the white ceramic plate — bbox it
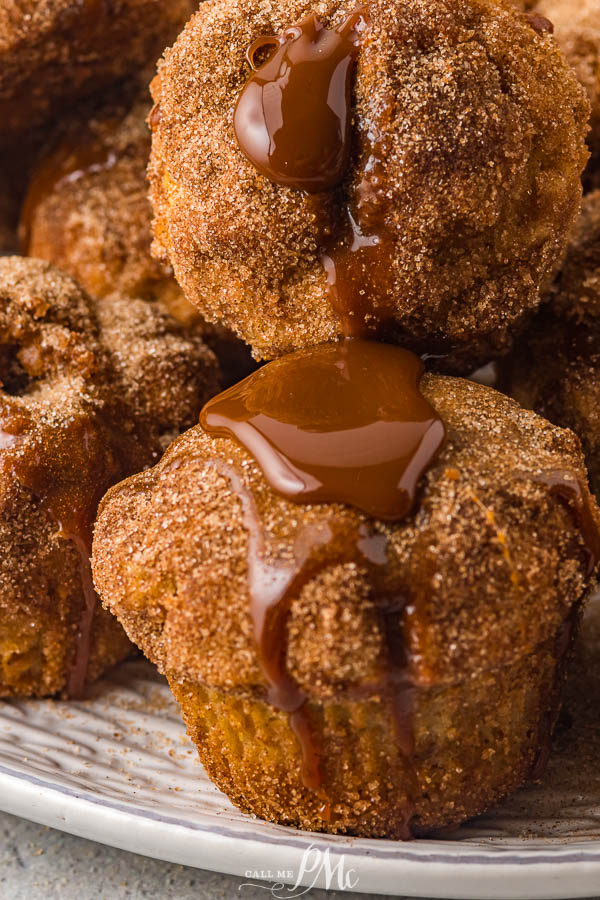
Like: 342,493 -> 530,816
1,597 -> 600,900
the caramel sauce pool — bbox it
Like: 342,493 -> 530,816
201,340 -> 446,521
233,8 -> 399,337
234,9 -> 366,193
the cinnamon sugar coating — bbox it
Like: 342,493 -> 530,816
0,257 -> 219,697
23,82 -> 179,308
516,0 -> 600,154
0,0 -> 194,143
93,377 -> 599,835
149,0 -> 589,370
22,80 -> 257,386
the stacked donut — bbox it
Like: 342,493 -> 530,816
2,0 -> 600,839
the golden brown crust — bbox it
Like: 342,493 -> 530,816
94,292 -> 220,442
93,377 -> 598,834
171,636 -> 571,836
0,0 -> 194,143
0,257 -> 220,697
149,0 -> 589,370
512,0 -> 600,153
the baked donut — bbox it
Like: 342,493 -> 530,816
21,79 -> 257,387
148,0 -> 589,370
502,185 -> 600,497
93,348 -> 600,837
504,315 -> 600,501
22,79 -> 185,310
549,190 -> 600,325
0,256 -> 219,698
0,0 -> 194,144
517,0 -> 600,155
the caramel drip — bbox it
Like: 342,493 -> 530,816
0,400 -> 131,696
206,458 -> 415,834
201,340 -> 445,522
149,104 -> 163,130
65,533 -> 99,698
321,147 -> 399,337
19,120 -> 120,252
535,471 -> 600,576
233,8 -> 408,336
234,9 -> 367,192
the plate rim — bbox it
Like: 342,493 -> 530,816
3,762 -> 600,899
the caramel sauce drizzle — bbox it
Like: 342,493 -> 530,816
234,8 -> 402,337
321,146 -> 398,338
205,458 -> 415,834
201,340 -> 446,522
234,10 -> 367,193
524,13 -> 554,35
0,399 -> 131,697
201,341 -> 444,830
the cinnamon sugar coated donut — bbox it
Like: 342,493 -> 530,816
503,191 -> 600,501
549,190 -> 600,325
0,257 -> 219,698
515,0 -> 600,155
21,77 -> 258,386
0,0 -> 195,143
93,376 -> 600,836
504,315 -> 600,502
0,0 -> 598,846
22,80 -> 179,307
149,0 -> 589,370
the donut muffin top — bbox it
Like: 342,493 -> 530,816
149,0 -> 589,370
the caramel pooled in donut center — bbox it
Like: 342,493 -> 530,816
200,340 -> 446,521
234,9 -> 367,193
